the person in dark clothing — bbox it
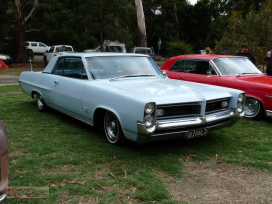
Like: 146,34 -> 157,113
236,44 -> 256,65
264,51 -> 272,75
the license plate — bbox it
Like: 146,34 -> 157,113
187,128 -> 208,139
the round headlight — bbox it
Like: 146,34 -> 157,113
144,115 -> 155,128
221,101 -> 229,108
145,103 -> 155,114
238,94 -> 244,102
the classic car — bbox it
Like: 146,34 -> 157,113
0,121 -> 8,203
161,54 -> 272,119
0,53 -> 13,65
19,53 -> 245,144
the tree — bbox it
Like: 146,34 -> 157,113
216,0 -> 272,66
14,0 -> 39,63
135,0 -> 147,47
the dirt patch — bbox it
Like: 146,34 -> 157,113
160,161 -> 272,204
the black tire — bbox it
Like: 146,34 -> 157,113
245,97 -> 263,118
36,93 -> 47,112
104,111 -> 126,145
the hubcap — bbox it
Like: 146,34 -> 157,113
245,98 -> 260,117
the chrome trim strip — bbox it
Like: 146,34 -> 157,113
157,111 -> 236,130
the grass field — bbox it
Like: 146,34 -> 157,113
1,67 -> 272,203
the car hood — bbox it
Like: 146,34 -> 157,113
234,74 -> 272,85
101,77 -> 232,104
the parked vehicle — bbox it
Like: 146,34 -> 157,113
131,47 -> 155,56
103,40 -> 126,53
19,53 -> 245,145
44,45 -> 74,65
0,121 -> 8,203
160,54 -> 272,118
25,41 -> 50,54
0,53 -> 12,64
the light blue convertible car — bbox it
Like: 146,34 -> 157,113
19,53 -> 245,144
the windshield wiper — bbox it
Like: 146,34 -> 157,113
110,74 -> 161,80
238,72 -> 260,75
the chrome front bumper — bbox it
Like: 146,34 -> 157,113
137,109 -> 242,143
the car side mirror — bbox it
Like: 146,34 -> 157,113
162,71 -> 168,77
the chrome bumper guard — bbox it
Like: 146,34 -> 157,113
266,110 -> 272,117
0,194 -> 7,203
137,109 -> 242,143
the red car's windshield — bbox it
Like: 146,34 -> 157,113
212,57 -> 262,76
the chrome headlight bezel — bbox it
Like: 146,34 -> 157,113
237,93 -> 245,114
144,102 -> 156,130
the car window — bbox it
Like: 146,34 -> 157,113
53,57 -> 87,79
169,60 -> 185,72
86,56 -> 161,79
39,43 -> 46,47
212,57 -> 262,75
48,47 -> 54,53
31,43 -> 37,46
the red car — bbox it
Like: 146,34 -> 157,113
161,54 -> 272,118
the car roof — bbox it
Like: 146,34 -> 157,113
55,52 -> 148,57
170,54 -> 242,60
52,45 -> 73,47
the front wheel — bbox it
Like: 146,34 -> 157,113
36,93 -> 47,112
104,111 -> 126,145
245,97 -> 263,118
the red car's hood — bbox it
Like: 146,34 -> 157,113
226,74 -> 272,85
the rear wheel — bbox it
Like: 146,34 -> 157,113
104,111 -> 126,145
245,97 -> 263,118
36,93 -> 47,112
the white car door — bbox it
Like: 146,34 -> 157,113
51,56 -> 88,118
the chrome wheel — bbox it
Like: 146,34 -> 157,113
36,93 -> 47,111
245,97 -> 261,118
104,111 -> 125,145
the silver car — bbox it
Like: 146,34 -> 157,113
19,53 -> 245,145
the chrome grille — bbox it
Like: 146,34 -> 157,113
156,103 -> 201,119
206,98 -> 229,114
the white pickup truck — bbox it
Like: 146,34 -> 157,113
131,47 -> 155,56
44,45 -> 74,65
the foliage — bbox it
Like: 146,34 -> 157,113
0,0 -> 268,61
216,0 -> 272,66
166,40 -> 193,57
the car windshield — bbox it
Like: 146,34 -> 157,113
86,56 -> 162,79
212,57 -> 262,76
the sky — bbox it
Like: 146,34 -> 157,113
188,0 -> 198,5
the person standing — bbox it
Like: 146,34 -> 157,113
236,44 -> 256,65
264,50 -> 272,75
205,47 -> 211,54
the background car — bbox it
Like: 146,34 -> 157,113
160,54 -> 272,119
25,41 -> 50,55
43,45 -> 74,65
0,53 -> 13,65
0,121 -> 8,203
20,53 -> 245,145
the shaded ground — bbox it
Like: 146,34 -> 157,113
159,161 -> 272,204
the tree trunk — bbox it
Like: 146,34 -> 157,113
15,0 -> 27,63
172,0 -> 180,41
135,0 -> 147,47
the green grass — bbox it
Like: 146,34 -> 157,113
1,85 -> 272,203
